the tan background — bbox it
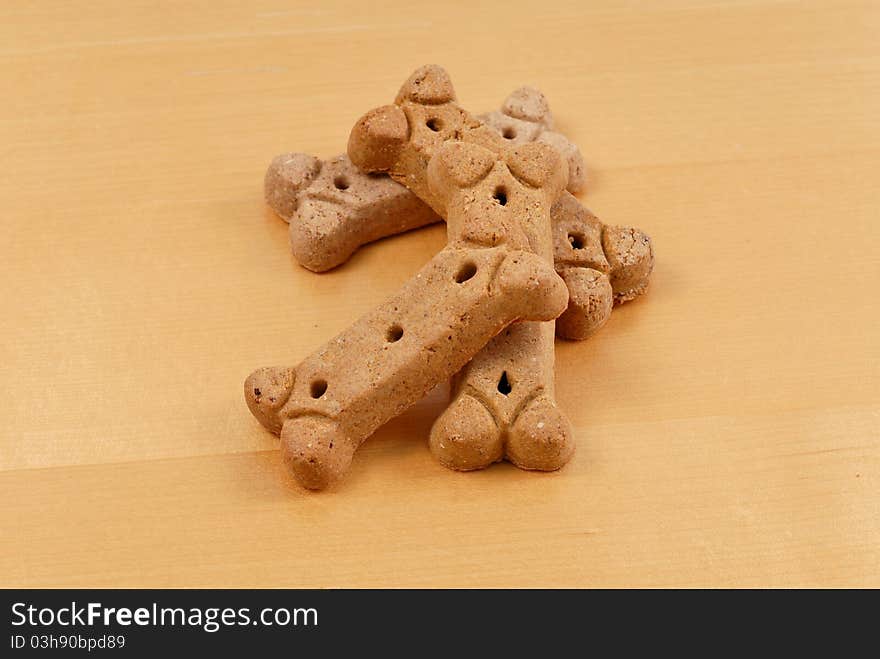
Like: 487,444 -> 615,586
1,0 -> 878,587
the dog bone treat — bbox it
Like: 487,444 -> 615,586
426,139 -> 575,470
479,86 -> 586,194
244,244 -> 568,490
264,153 -> 439,272
350,64 -> 576,471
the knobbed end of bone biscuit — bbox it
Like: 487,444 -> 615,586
602,226 -> 655,304
506,394 -> 575,471
395,64 -> 456,105
244,367 -> 296,434
501,86 -> 555,128
429,393 -> 504,471
536,131 -> 586,194
289,200 -> 361,273
348,105 -> 409,173
555,267 -> 614,341
496,252 -> 569,321
264,153 -> 322,221
506,141 -> 568,193
280,416 -> 356,490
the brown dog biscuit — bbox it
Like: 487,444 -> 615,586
349,65 -> 576,472
479,86 -> 587,194
245,244 -> 568,490
426,139 -> 574,471
264,153 -> 439,272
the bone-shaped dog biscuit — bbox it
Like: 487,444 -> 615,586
264,152 -> 439,272
244,242 -> 568,490
348,65 -> 576,471
427,140 -> 575,470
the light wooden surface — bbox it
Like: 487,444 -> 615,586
2,0 -> 878,588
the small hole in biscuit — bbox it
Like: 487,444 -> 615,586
253,388 -> 261,397
333,175 -> 349,190
502,127 -> 516,139
568,232 -> 585,249
493,186 -> 508,206
497,371 -> 512,395
455,261 -> 477,283
426,117 -> 443,132
386,324 -> 404,342
310,379 -> 328,398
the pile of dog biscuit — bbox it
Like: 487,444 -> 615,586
245,65 -> 654,490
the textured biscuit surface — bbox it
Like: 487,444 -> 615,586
265,153 -> 438,272
479,86 -> 586,194
552,192 -> 655,309
245,244 -> 568,489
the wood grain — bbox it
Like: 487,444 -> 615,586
1,0 -> 878,587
